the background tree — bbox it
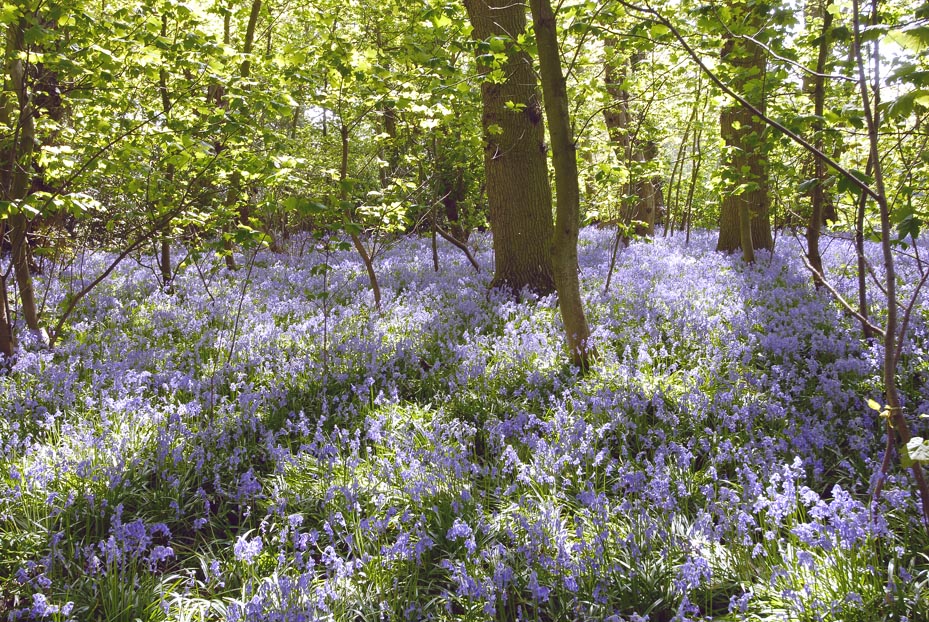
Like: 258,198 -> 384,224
602,42 -> 662,236
714,0 -> 774,261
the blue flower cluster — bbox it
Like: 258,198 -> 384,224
1,229 -> 928,620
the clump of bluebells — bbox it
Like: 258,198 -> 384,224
1,229 -> 928,621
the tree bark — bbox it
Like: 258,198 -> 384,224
216,0 -> 261,271
341,124 -> 381,310
529,0 -> 594,371
158,17 -> 174,289
0,272 -> 12,360
852,0 -> 929,529
464,0 -> 555,295
434,132 -> 469,241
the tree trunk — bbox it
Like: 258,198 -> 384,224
0,267 -> 13,360
341,124 -> 381,310
434,132 -> 469,241
529,0 -> 594,371
160,236 -> 172,287
855,163 -> 874,339
158,15 -> 174,289
716,4 -> 772,260
464,0 -> 555,295
602,45 -> 657,236
216,0 -> 261,271
804,0 -> 834,288
2,19 -> 41,336
852,0 -> 929,528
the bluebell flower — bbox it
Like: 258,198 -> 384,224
233,535 -> 263,564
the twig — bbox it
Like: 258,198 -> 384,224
801,255 -> 885,337
435,223 -> 481,273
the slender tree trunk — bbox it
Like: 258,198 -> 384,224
667,101 -> 696,236
464,0 -> 555,295
431,215 -> 439,272
158,22 -> 174,289
2,20 -> 41,336
0,272 -> 12,360
160,236 -> 172,286
855,161 -> 874,339
804,0 -> 834,288
530,0 -> 594,371
240,0 -> 261,79
0,219 -> 13,358
217,0 -> 261,271
852,0 -> 929,528
341,124 -> 381,310
684,106 -> 703,245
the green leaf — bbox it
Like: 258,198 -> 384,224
897,214 -> 922,241
797,178 -> 818,193
905,437 -> 929,464
887,25 -> 929,53
860,24 -> 890,43
0,3 -> 21,24
837,169 -> 872,197
650,23 -> 670,38
886,63 -> 929,86
488,36 -> 507,53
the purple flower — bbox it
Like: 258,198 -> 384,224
233,535 -> 263,564
527,570 -> 550,602
446,518 -> 472,541
149,545 -> 174,567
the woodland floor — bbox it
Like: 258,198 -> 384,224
2,227 -> 929,621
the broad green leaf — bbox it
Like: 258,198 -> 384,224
887,25 -> 929,53
650,23 -> 670,38
797,178 -> 818,193
0,2 -> 20,24
905,437 -> 929,464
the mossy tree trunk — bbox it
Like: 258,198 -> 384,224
529,0 -> 595,371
